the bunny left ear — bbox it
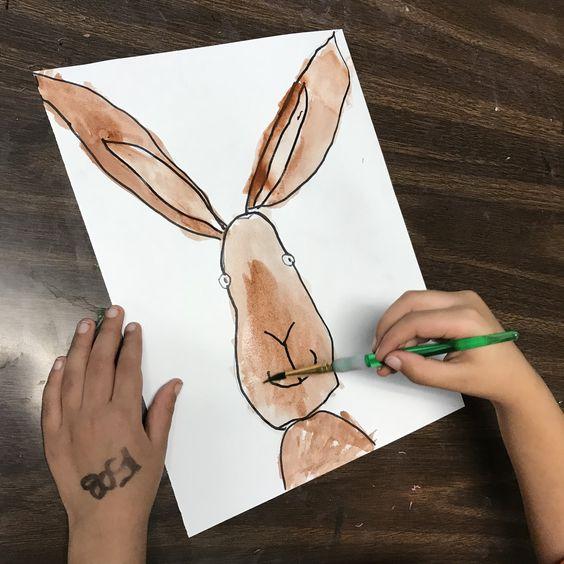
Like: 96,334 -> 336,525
35,73 -> 226,240
246,33 -> 350,210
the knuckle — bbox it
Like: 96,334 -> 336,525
118,345 -> 141,365
405,368 -> 425,384
394,311 -> 419,334
401,290 -> 419,301
75,412 -> 97,433
87,354 -> 114,372
456,371 -> 472,392
458,306 -> 482,323
43,439 -> 62,461
61,376 -> 75,395
112,408 -> 133,428
459,290 -> 482,305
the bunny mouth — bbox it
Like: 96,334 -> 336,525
264,322 -> 317,388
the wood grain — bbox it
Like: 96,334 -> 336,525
0,1 -> 562,562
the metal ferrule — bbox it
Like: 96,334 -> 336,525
283,362 -> 333,378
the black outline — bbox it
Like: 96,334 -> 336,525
264,321 -> 313,388
34,73 -> 226,238
264,321 -> 297,368
281,252 -> 295,266
220,211 -> 339,431
279,410 -> 375,490
246,32 -> 351,211
218,273 -> 231,289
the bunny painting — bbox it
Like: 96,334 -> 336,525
37,30 -> 465,534
36,33 -> 375,490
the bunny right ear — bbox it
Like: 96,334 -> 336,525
246,33 -> 350,210
35,73 -> 226,240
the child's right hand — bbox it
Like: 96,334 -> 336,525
373,290 -> 540,406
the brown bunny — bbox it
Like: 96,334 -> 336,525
37,33 -> 375,489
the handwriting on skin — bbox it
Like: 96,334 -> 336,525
80,447 -> 141,500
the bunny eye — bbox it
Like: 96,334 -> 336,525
282,253 -> 295,266
218,273 -> 231,289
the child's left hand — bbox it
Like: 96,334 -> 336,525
42,305 -> 182,564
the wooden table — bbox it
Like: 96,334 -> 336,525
1,1 -> 562,562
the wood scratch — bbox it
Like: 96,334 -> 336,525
333,505 -> 344,542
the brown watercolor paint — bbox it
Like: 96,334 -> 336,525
221,212 -> 338,429
280,411 -> 374,489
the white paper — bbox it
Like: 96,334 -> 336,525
39,30 -> 464,535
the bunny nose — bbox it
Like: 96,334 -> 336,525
263,321 -> 317,388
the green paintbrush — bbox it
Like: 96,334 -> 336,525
264,330 -> 519,383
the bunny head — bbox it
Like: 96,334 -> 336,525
36,33 -> 350,429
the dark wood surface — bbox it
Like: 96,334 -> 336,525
1,1 -> 562,562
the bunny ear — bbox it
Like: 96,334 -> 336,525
246,33 -> 350,210
35,73 -> 226,240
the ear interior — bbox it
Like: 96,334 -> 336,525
247,82 -> 308,209
105,141 -> 225,239
245,33 -> 350,210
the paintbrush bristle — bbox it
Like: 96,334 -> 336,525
264,372 -> 286,383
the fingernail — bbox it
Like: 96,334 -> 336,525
77,319 -> 91,334
106,305 -> 120,318
385,355 -> 402,371
125,322 -> 138,333
174,381 -> 183,397
53,357 -> 65,370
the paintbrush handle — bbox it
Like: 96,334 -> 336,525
362,330 -> 519,369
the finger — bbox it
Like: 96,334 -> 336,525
376,306 -> 487,363
377,365 -> 393,377
373,290 -> 476,351
42,357 -> 66,434
376,337 -> 427,377
83,305 -> 124,406
145,379 -> 183,450
113,322 -> 143,408
62,318 -> 96,410
384,350 -> 466,392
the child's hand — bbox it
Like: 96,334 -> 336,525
41,306 -> 182,564
373,290 -> 538,406
374,291 -> 564,561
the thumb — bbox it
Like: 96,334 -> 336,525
145,378 -> 183,449
385,351 -> 463,392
